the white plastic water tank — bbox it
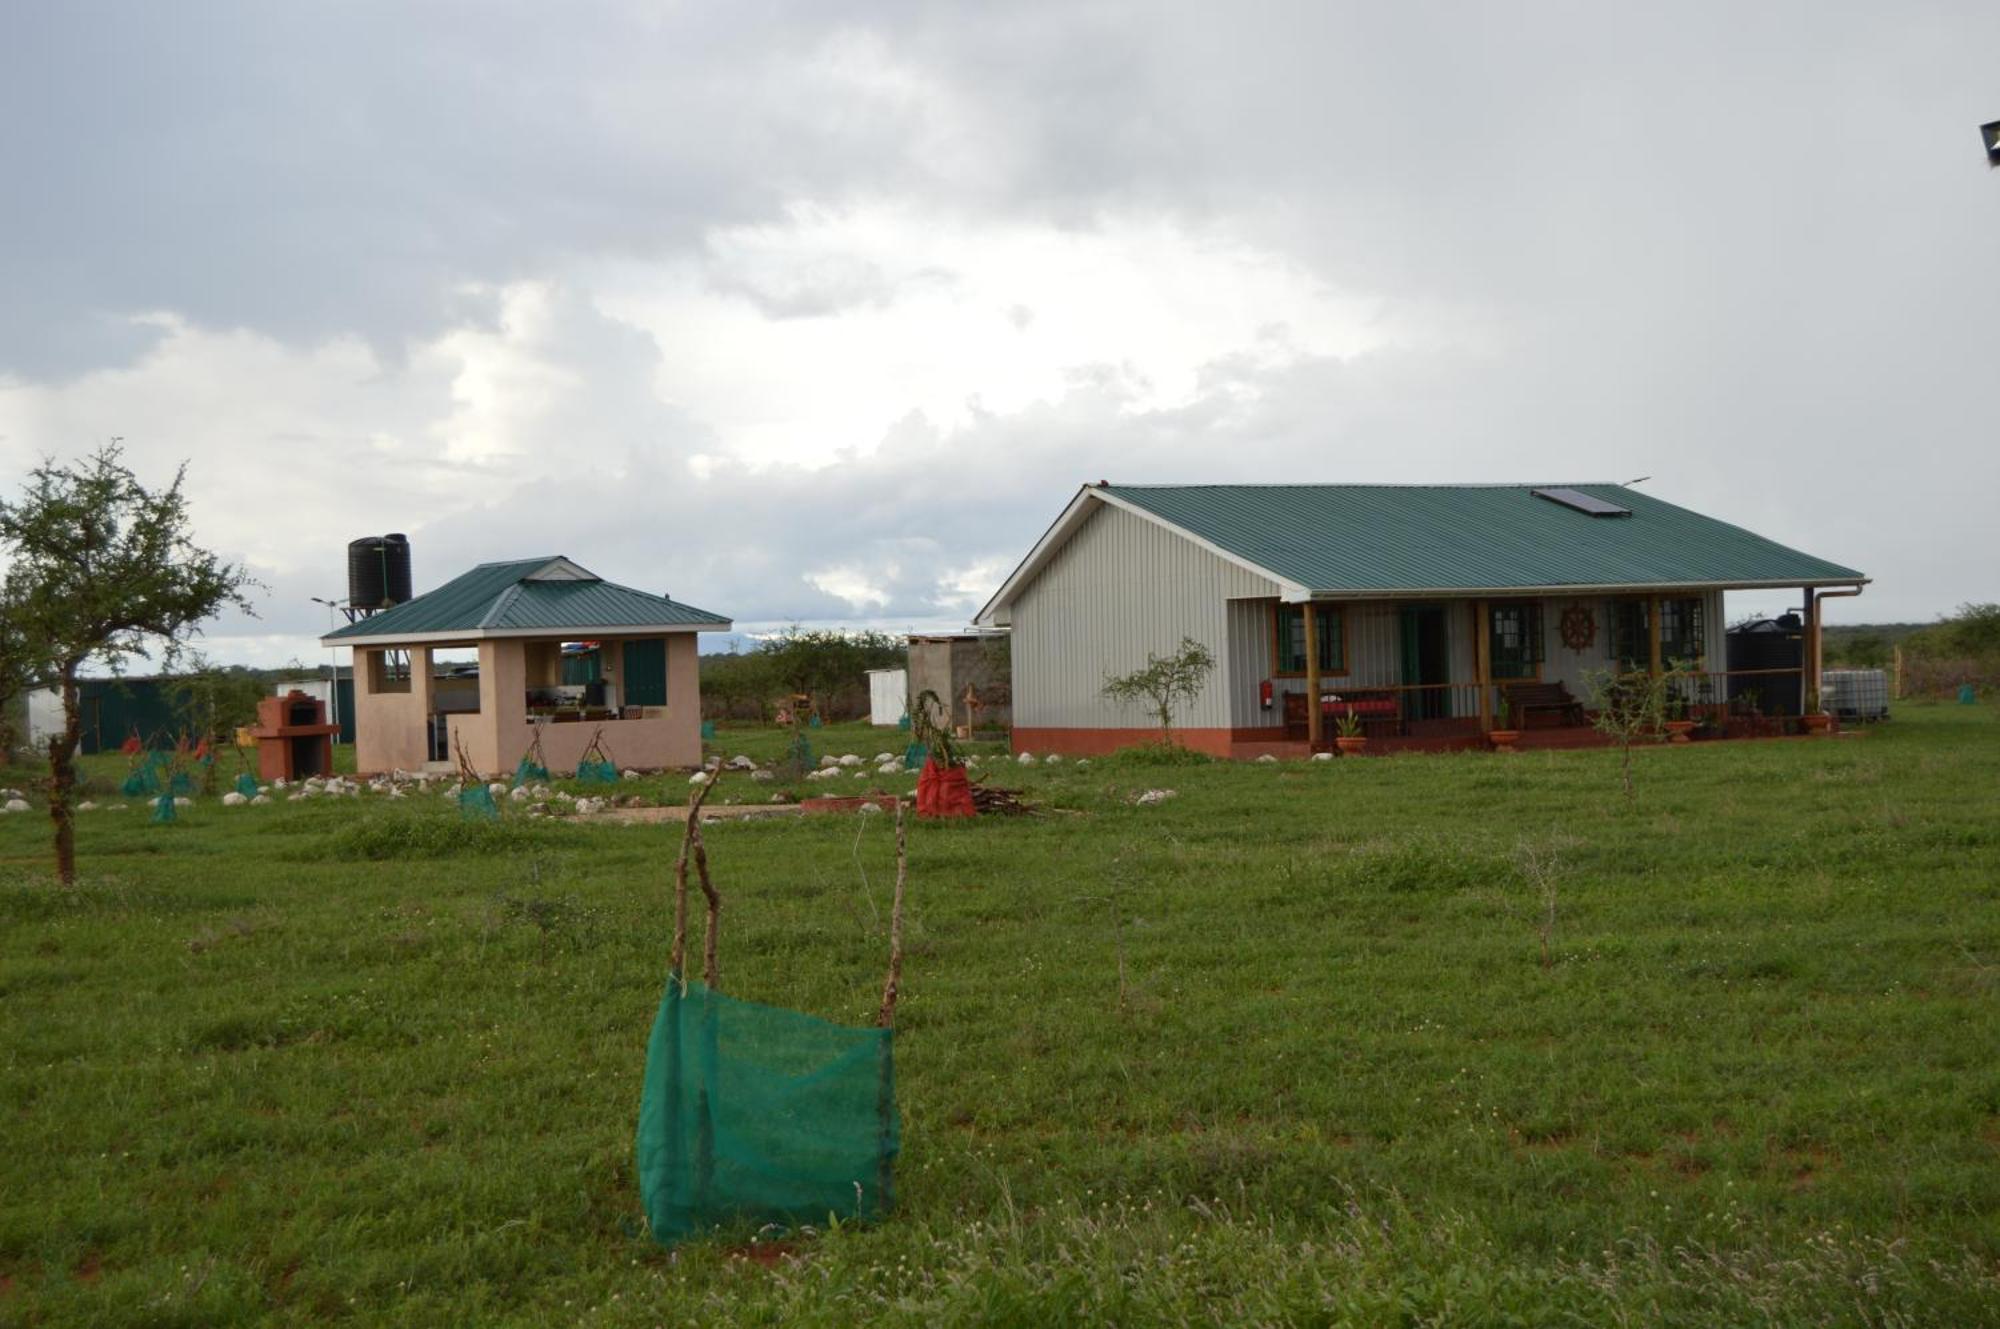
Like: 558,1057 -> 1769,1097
1822,669 -> 1889,720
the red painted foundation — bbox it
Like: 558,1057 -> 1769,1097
1013,724 -> 1844,761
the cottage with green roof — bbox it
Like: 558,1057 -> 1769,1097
974,483 -> 1867,758
321,556 -> 730,776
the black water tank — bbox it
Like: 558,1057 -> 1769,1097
347,537 -> 388,609
1725,617 -> 1804,716
382,534 -> 413,606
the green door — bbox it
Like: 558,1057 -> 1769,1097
1399,605 -> 1450,720
622,639 -> 668,707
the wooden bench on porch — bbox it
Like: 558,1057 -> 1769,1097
1500,680 -> 1587,728
1284,688 -> 1402,739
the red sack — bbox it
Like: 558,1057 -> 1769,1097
120,733 -> 143,757
915,759 -> 976,819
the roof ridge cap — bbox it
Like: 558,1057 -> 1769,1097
477,584 -> 522,629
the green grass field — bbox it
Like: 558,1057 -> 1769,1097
3,706 -> 1998,1325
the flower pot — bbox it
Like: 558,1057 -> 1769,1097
1801,713 -> 1832,735
1486,728 -> 1521,753
1663,719 -> 1696,745
1334,735 -> 1368,755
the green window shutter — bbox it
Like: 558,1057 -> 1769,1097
622,639 -> 668,707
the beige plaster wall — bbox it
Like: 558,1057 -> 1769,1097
458,634 -> 704,776
353,647 -> 435,774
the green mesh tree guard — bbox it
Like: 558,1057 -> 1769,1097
903,743 -> 928,770
636,979 -> 898,1244
513,755 -> 550,786
458,785 -> 499,820
234,772 -> 260,798
168,770 -> 195,796
123,752 -> 166,798
151,792 -> 177,823
575,759 -> 618,784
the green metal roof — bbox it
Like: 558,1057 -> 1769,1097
1101,483 -> 1866,594
322,557 -> 730,643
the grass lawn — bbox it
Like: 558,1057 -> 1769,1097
2,706 -> 1998,1325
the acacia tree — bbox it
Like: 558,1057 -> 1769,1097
1100,636 -> 1216,745
1584,665 -> 1672,804
0,447 -> 255,883
0,602 -> 36,762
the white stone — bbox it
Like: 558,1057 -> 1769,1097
819,755 -> 840,768
1017,752 -> 1035,765
750,770 -> 775,782
1135,788 -> 1178,806
874,752 -> 896,763
221,792 -> 246,807
78,800 -> 99,812
1045,753 -> 1062,764
1256,754 -> 1278,764
173,797 -> 193,809
1312,751 -> 1335,762
859,802 -> 884,815
508,787 -> 530,802
251,794 -> 270,805
689,771 -> 711,784
272,779 -> 288,790
487,781 -> 507,797
728,754 -> 758,770
838,753 -> 863,767
3,798 -> 29,813
622,769 -> 641,781
1076,759 -> 1091,768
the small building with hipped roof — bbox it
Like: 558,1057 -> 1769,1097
322,556 -> 730,776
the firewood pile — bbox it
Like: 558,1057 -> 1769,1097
968,781 -> 1033,816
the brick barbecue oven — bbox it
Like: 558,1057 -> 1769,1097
249,690 -> 341,781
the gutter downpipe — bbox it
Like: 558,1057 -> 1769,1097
1809,585 -> 1867,714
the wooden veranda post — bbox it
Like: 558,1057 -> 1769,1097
1304,602 -> 1322,750
1647,595 -> 1663,677
1474,599 -> 1492,731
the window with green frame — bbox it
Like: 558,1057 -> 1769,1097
1659,596 -> 1705,665
1608,599 -> 1650,671
621,638 -> 668,707
1489,602 -> 1544,679
1273,603 -> 1344,675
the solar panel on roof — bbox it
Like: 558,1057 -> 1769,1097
1532,487 -> 1631,517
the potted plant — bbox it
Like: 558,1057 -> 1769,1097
1333,708 -> 1368,755
1801,688 -> 1832,735
1487,693 -> 1521,753
1661,686 -> 1695,744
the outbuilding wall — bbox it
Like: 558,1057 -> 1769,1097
1009,502 -> 1281,747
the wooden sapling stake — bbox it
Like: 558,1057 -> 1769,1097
877,799 -> 908,1028
670,762 -> 721,982
874,798 -> 909,1212
693,814 -> 721,989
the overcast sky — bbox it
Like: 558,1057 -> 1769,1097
3,1 -> 1995,667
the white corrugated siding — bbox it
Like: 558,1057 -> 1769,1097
1012,503 -> 1280,729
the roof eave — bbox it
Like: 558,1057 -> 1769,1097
1302,575 -> 1869,599
320,620 -> 733,647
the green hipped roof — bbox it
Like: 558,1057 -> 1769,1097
1099,483 -> 1866,595
321,557 -> 730,643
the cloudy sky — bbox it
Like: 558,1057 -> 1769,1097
3,1 -> 1995,667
